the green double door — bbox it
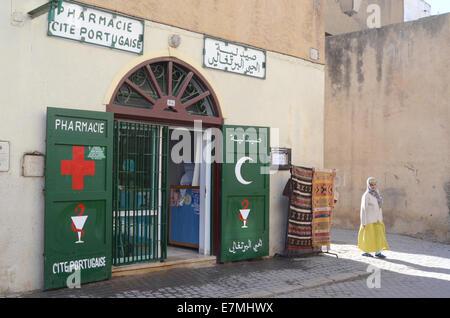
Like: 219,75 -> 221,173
44,108 -> 269,289
219,125 -> 270,262
110,122 -> 271,264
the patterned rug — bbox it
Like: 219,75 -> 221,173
285,166 -> 313,255
311,168 -> 335,247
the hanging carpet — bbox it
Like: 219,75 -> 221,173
311,168 -> 335,247
285,165 -> 313,255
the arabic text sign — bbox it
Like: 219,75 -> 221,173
203,37 -> 266,79
48,1 -> 144,54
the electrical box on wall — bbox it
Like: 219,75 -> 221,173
0,141 -> 10,172
23,152 -> 45,177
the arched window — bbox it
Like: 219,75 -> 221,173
107,57 -> 223,126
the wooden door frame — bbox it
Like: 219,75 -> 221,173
107,56 -> 224,260
110,114 -> 222,259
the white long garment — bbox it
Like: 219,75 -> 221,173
360,191 -> 383,226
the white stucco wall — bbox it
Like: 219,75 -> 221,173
0,1 -> 324,294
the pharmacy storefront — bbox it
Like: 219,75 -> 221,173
0,0 -> 324,293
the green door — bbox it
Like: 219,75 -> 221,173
220,125 -> 270,262
44,107 -> 113,290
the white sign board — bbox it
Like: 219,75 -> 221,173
203,36 -> 266,79
0,141 -> 10,172
271,153 -> 288,166
48,1 -> 144,55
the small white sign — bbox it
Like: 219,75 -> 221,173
203,36 -> 266,79
310,48 -> 320,60
271,153 -> 288,166
167,99 -> 176,107
48,1 -> 144,54
0,141 -> 10,172
87,146 -> 106,160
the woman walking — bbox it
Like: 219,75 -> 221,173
358,177 -> 388,258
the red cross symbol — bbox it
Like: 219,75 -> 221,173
61,146 -> 95,190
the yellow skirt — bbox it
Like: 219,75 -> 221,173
358,222 -> 389,253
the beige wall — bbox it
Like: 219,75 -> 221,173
325,0 -> 404,35
325,14 -> 450,243
77,0 -> 325,64
0,0 -> 324,294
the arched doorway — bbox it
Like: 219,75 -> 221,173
107,57 -> 223,127
107,57 -> 223,266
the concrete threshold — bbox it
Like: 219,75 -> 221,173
112,255 -> 217,277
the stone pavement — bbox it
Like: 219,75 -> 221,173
10,229 -> 450,298
277,229 -> 450,298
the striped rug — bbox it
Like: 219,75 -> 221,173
311,168 -> 336,247
285,166 -> 313,255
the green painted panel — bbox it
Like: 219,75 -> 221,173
44,107 -> 113,290
220,125 -> 270,262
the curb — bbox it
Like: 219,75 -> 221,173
234,270 -> 371,298
111,256 -> 216,277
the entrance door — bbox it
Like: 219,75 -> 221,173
167,127 -> 213,255
44,107 -> 113,290
220,125 -> 270,262
107,57 -> 225,261
112,120 -> 169,265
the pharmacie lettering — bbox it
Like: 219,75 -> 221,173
54,118 -> 105,134
52,256 -> 107,274
58,4 -> 134,33
49,2 -> 143,52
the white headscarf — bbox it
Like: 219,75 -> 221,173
367,177 -> 383,208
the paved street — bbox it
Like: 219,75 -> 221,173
9,229 -> 450,299
277,229 -> 450,298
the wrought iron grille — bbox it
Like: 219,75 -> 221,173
112,120 -> 169,266
113,60 -> 218,117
